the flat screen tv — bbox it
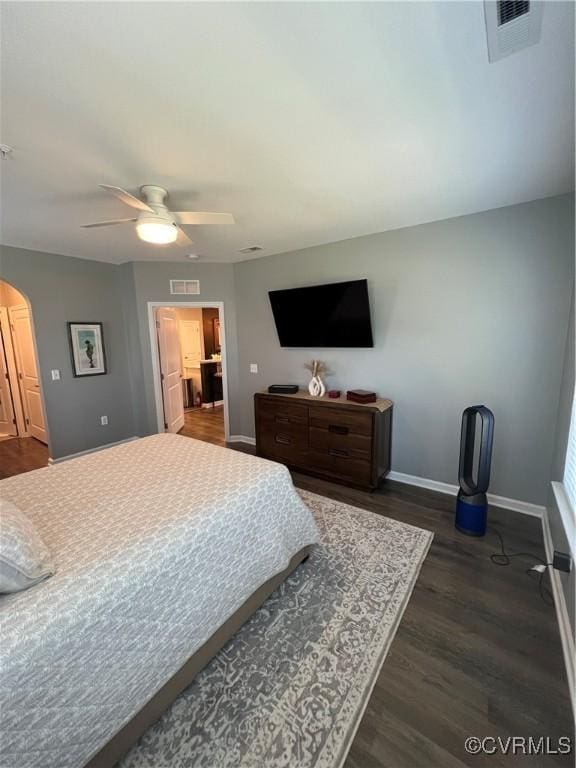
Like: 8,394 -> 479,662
268,279 -> 373,348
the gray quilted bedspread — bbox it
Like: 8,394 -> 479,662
0,434 -> 319,768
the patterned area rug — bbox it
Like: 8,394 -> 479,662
119,490 -> 433,768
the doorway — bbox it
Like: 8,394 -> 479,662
0,280 -> 48,451
149,302 -> 228,447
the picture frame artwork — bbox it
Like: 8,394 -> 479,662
68,322 -> 107,376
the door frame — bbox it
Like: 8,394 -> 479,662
0,281 -> 51,454
8,304 -> 49,444
147,301 -> 231,441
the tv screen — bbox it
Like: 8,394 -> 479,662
268,279 -> 373,348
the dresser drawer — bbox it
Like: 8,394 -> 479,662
260,421 -> 308,446
258,398 -> 308,426
309,449 -> 372,486
309,406 -> 372,437
259,427 -> 308,465
309,427 -> 371,461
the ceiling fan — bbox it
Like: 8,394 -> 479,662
81,185 -> 234,246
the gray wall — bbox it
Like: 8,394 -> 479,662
548,289 -> 575,637
0,245 -> 136,459
1,195 -> 572,508
124,261 -> 240,437
234,194 -> 574,506
0,248 -> 241,457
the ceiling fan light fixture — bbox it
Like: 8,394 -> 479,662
136,220 -> 178,245
82,184 -> 235,247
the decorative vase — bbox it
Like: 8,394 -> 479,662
308,375 -> 326,397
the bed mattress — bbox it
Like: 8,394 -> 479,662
0,434 -> 319,768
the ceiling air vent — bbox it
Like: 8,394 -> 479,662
170,279 -> 200,295
238,245 -> 263,254
484,0 -> 542,62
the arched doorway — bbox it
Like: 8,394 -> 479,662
0,280 -> 49,461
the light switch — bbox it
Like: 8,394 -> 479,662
100,416 -> 108,426
51,369 -> 60,381
250,363 -> 258,374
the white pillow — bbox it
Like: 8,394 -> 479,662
0,499 -> 55,593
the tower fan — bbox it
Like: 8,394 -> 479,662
455,405 -> 495,537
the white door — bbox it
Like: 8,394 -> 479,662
9,306 -> 47,443
156,308 -> 184,433
0,328 -> 16,436
180,319 -> 203,369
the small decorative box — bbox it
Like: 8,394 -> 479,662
346,389 -> 377,404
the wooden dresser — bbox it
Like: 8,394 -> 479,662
255,391 -> 392,490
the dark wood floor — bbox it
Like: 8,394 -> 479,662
291,473 -> 574,768
178,406 -> 225,446
0,436 -> 49,479
1,435 -> 572,765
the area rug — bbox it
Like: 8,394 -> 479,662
118,490 -> 433,768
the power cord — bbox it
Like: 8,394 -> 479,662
489,527 -> 554,606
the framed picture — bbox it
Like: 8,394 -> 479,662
67,322 -> 107,377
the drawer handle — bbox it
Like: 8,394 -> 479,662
275,416 -> 290,424
275,434 -> 292,445
328,424 -> 349,435
329,448 -> 349,458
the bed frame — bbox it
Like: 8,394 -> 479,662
85,546 -> 313,768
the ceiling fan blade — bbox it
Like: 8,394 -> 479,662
176,227 -> 193,246
98,184 -> 153,212
175,212 -> 235,226
81,218 -> 137,228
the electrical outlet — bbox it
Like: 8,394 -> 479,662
51,369 -> 60,381
100,416 -> 108,426
250,363 -> 258,374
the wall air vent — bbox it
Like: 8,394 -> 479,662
170,279 -> 200,295
498,1 -> 530,25
238,245 -> 263,254
484,0 -> 542,62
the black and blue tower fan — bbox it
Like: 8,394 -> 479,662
455,405 -> 494,537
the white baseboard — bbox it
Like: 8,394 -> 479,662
387,471 -> 457,497
387,470 -> 546,518
202,400 -> 224,409
541,509 -> 575,714
227,434 -> 256,446
48,437 -> 140,464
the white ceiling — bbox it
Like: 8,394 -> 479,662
1,1 -> 574,265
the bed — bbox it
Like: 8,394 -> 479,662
0,434 -> 319,768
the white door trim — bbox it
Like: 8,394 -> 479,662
147,301 -> 231,442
